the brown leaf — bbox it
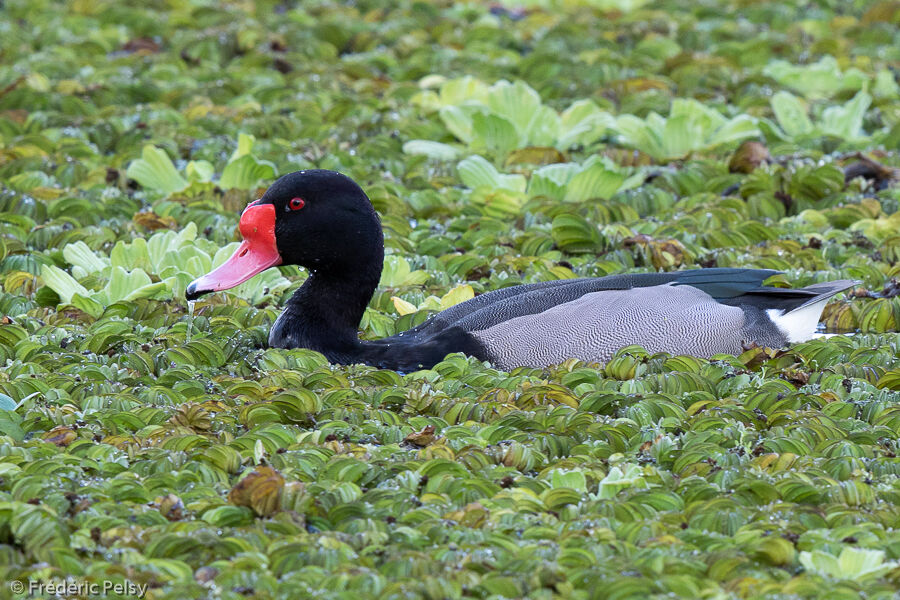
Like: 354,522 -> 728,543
602,148 -> 654,168
122,38 -> 161,54
505,147 -> 567,167
729,141 -> 771,174
403,425 -> 436,447
69,498 -> 92,516
228,466 -> 285,517
273,58 -> 293,74
42,426 -> 77,447
622,234 -> 653,247
445,502 -> 489,527
862,1 -> 900,24
623,235 -> 685,270
194,566 -> 218,584
0,76 -> 25,101
611,77 -> 671,95
154,494 -> 185,521
133,211 -> 177,231
0,109 -> 28,124
781,368 -> 809,387
843,154 -> 899,191
639,434 -> 664,453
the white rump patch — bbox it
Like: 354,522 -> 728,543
766,297 -> 831,343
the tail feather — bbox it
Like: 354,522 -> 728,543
719,279 -> 858,312
790,280 -> 859,309
765,279 -> 858,343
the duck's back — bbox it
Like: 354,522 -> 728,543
368,268 -> 855,371
387,268 -> 780,344
470,285 -> 757,369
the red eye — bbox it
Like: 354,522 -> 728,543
288,197 -> 305,211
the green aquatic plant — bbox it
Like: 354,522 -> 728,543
40,223 -> 291,315
407,77 -> 614,158
1,0 -> 900,597
610,98 -> 759,162
126,134 -> 276,196
763,90 -> 873,148
799,547 -> 899,581
458,154 -> 644,201
763,56 -> 870,99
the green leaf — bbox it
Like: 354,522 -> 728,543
551,213 -> 604,253
800,547 -> 898,581
820,91 -> 871,140
186,160 -> 215,183
110,238 -> 153,272
391,296 -> 418,316
125,145 -> 189,196
439,106 -> 475,144
597,464 -> 646,499
219,154 -> 276,190
558,100 -> 614,149
612,101 -> 758,161
548,469 -> 587,492
564,165 -> 626,202
438,75 -> 489,106
379,256 -> 430,288
402,140 -> 460,161
0,410 -> 24,440
457,155 -> 526,193
439,284 -> 474,310
471,112 -> 520,157
0,394 -> 16,411
771,92 -> 814,138
763,56 -> 869,99
93,267 -> 171,305
40,265 -> 90,304
874,69 -> 900,98
70,293 -> 104,318
62,241 -> 108,275
230,132 -> 256,161
614,114 -> 664,160
486,80 -> 543,140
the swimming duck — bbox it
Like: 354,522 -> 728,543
186,170 -> 857,371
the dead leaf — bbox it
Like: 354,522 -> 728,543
403,425 -> 436,447
42,426 -> 77,447
154,494 -> 185,521
133,211 -> 177,231
445,502 -> 489,527
505,147 -> 567,167
781,368 -> 809,387
0,109 -> 28,124
122,38 -> 161,54
228,466 -> 284,517
843,154 -> 899,191
623,235 -> 685,270
729,141 -> 771,174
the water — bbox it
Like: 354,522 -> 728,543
186,300 -> 195,344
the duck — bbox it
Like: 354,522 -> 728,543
186,169 -> 857,372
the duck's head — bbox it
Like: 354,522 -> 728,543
186,169 -> 383,300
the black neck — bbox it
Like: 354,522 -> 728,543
270,265 -> 381,358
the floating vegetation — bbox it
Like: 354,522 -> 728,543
1,0 -> 900,598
